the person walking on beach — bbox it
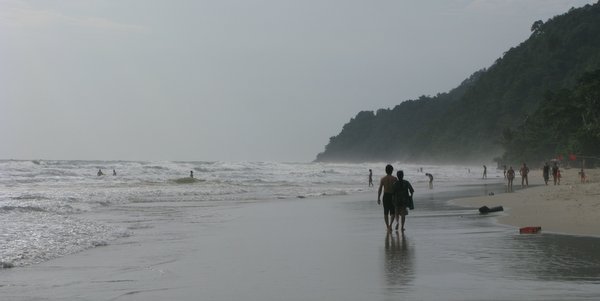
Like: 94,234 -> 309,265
552,162 -> 559,185
425,173 -> 433,189
520,163 -> 529,188
579,168 -> 587,183
482,165 -> 487,179
542,162 -> 550,185
506,166 -> 515,192
368,169 -> 373,187
393,170 -> 414,232
503,165 -> 507,179
557,168 -> 562,185
377,164 -> 397,232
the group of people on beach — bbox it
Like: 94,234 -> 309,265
502,160 -> 587,192
376,165 -> 414,232
503,163 -> 532,191
501,163 -> 530,192
541,162 -> 563,186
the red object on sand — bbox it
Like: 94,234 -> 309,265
519,226 -> 542,234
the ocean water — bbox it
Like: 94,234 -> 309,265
0,160 -> 496,268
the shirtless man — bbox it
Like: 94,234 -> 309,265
377,164 -> 397,232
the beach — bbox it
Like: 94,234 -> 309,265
2,161 -> 600,300
3,180 -> 600,300
453,168 -> 600,237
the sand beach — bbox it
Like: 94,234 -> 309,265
3,180 -> 600,300
453,168 -> 600,237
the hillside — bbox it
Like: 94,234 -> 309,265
316,2 -> 600,163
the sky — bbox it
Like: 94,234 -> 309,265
0,0 -> 596,162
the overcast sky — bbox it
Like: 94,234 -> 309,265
0,0 -> 595,162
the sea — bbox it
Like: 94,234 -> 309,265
0,159 -> 490,268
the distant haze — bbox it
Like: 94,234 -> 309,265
1,0 -> 595,162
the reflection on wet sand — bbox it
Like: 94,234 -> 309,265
506,234 -> 600,281
384,231 -> 414,290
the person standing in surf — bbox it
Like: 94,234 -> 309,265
368,169 -> 374,187
377,164 -> 397,232
393,170 -> 414,232
425,173 -> 433,189
482,165 -> 487,179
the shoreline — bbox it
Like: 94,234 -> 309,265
451,167 -> 600,238
3,180 -> 600,300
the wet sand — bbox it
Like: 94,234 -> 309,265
453,168 -> 600,237
2,184 -> 600,300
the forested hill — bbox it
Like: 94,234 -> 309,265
315,2 -> 600,163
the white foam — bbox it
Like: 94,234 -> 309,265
0,160 -> 501,266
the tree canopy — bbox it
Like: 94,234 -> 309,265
316,3 -> 600,164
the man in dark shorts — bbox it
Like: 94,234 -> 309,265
377,164 -> 397,231
393,170 -> 414,232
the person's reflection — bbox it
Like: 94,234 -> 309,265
383,231 -> 414,289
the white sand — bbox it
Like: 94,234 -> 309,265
453,168 -> 600,237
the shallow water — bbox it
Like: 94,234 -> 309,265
1,180 -> 599,300
0,159 -> 497,267
135,183 -> 600,301
3,160 -> 599,300
367,185 -> 600,300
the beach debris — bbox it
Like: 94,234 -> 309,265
478,205 -> 504,214
519,226 -> 542,234
488,192 -> 495,196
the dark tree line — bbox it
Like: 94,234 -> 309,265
316,2 -> 600,163
501,70 -> 600,166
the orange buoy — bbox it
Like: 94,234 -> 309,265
519,226 -> 542,234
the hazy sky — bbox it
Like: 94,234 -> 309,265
1,0 -> 595,162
